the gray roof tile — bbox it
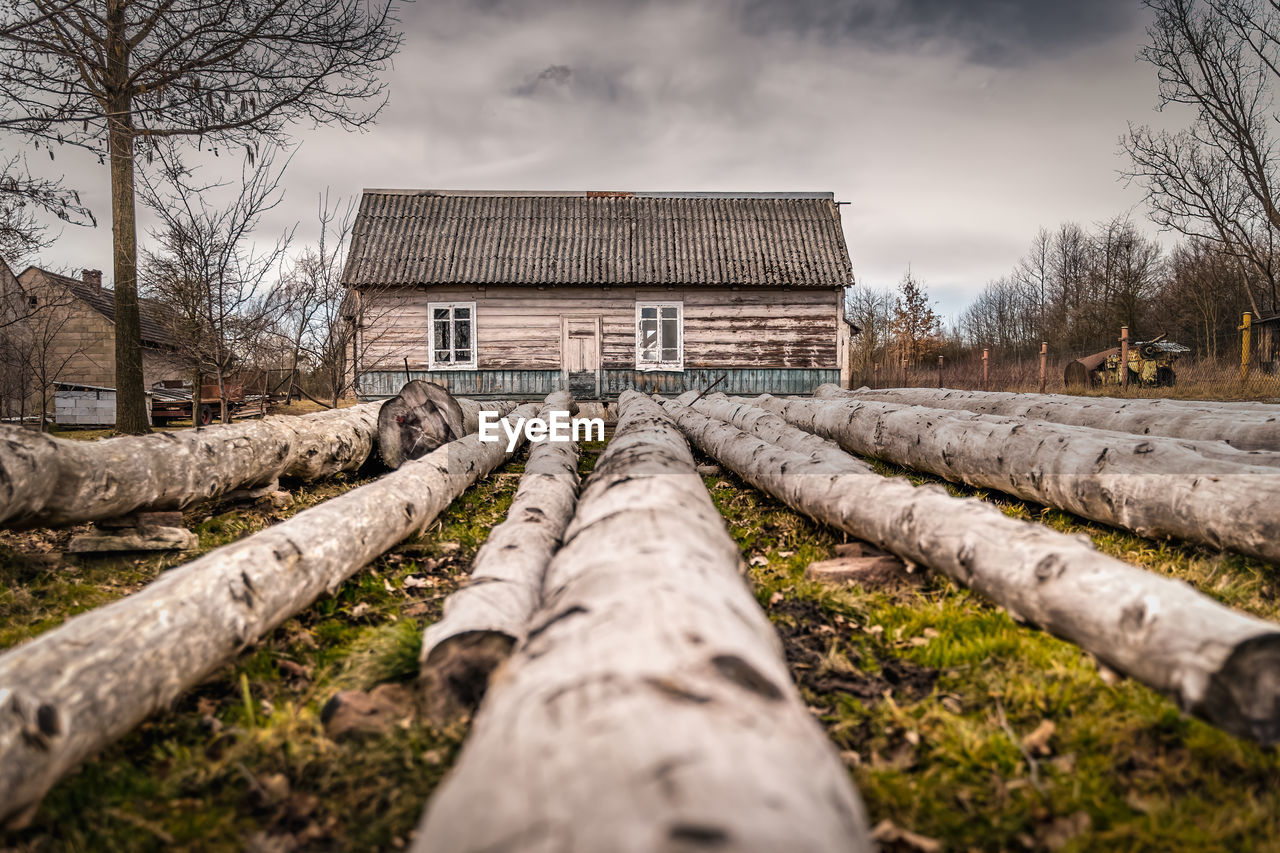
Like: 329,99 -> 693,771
341,190 -> 853,288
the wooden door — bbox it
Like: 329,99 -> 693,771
561,315 -> 601,399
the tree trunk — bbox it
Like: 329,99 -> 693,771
0,403 -> 539,827
742,394 -> 1280,563
419,391 -> 580,722
104,38 -> 147,436
815,384 -> 1280,451
661,396 -> 1280,745
414,392 -> 872,853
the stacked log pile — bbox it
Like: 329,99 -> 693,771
661,394 -> 1280,745
0,400 -> 540,826
732,393 -> 1280,562
416,391 -> 873,853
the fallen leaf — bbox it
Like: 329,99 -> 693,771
750,555 -> 768,567
870,820 -> 941,853
402,575 -> 430,590
768,591 -> 784,606
1022,720 -> 1056,756
350,602 -> 371,618
778,550 -> 795,558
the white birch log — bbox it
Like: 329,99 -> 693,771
662,397 -> 1280,744
815,384 -> 1280,452
415,391 -> 872,853
0,403 -> 381,528
420,391 -> 581,722
741,394 -> 1280,563
0,404 -> 539,828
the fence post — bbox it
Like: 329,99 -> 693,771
1119,326 -> 1130,390
1240,312 -> 1253,381
937,355 -> 944,389
873,362 -> 880,389
1039,342 -> 1047,393
982,349 -> 989,392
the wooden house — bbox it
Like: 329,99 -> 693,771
341,190 -> 855,399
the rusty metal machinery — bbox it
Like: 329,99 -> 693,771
1065,335 -> 1190,388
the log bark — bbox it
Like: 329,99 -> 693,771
419,391 -> 581,722
0,403 -> 539,827
662,396 -> 1280,744
742,394 -> 1280,563
0,403 -> 377,528
414,391 -> 872,853
815,384 -> 1280,452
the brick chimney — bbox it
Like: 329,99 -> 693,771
82,269 -> 102,289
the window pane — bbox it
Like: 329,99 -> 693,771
435,349 -> 452,363
454,306 -> 470,319
455,318 -> 471,349
661,317 -> 678,349
660,306 -> 677,320
455,349 -> 472,363
433,307 -> 449,320
640,306 -> 657,320
435,319 -> 451,350
661,346 -> 679,363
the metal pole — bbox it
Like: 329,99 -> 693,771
1119,327 -> 1130,390
1039,342 -> 1047,394
982,349 -> 989,392
1240,312 -> 1253,382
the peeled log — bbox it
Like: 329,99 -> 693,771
420,391 -> 581,722
0,403 -> 539,827
744,394 -> 1280,563
815,384 -> 1280,452
662,397 -> 1280,744
415,391 -> 872,853
0,403 -> 379,529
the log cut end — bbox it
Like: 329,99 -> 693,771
419,630 -> 517,724
1194,632 -> 1280,745
377,381 -> 466,470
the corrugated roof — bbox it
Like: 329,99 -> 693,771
22,267 -> 180,348
341,190 -> 853,288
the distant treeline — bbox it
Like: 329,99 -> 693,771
847,220 -> 1276,374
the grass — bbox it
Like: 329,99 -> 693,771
702,455 -> 1280,852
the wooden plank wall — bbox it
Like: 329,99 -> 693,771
358,286 -> 839,372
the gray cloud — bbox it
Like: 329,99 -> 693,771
735,0 -> 1144,65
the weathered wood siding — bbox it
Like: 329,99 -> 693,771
357,286 -> 840,373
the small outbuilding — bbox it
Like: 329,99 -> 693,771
340,190 -> 855,399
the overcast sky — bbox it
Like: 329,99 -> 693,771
13,0 -> 1175,319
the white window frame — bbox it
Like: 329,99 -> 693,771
427,301 -> 478,371
635,301 -> 684,371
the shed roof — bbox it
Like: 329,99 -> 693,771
341,190 -> 853,288
19,267 -> 179,348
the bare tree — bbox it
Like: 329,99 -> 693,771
843,285 -> 893,384
140,145 -> 291,423
1124,0 -> 1280,317
0,271 -> 85,429
0,0 -> 403,433
0,155 -> 94,263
